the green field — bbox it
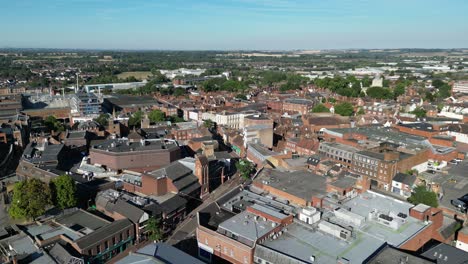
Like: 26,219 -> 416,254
117,71 -> 152,80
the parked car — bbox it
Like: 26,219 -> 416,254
449,160 -> 459,165
451,199 -> 467,213
459,194 -> 468,204
427,170 -> 436,174
455,158 -> 463,162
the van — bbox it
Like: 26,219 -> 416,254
451,199 -> 467,212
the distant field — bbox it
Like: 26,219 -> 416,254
117,71 -> 152,80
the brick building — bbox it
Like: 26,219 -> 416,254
89,138 -> 181,172
282,98 -> 315,115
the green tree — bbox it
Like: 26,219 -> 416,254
412,107 -> 427,118
94,114 -> 109,127
235,94 -> 247,100
168,115 -> 185,123
44,116 -> 65,132
148,110 -> 166,123
408,185 -> 438,208
9,179 -> 52,220
128,111 -> 144,127
51,175 -> 77,209
173,88 -> 186,97
334,102 -> 354,116
357,107 -> 365,115
203,119 -> 215,129
312,104 -> 330,113
367,87 -> 393,99
235,159 -> 255,180
394,83 -> 406,98
147,217 -> 163,242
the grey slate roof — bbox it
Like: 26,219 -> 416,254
148,161 -> 201,194
114,199 -> 146,223
393,173 -> 417,186
116,243 -> 204,264
74,219 -> 133,249
366,245 -> 433,264
48,243 -> 83,264
421,243 -> 468,264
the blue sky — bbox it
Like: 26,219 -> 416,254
1,0 -> 467,50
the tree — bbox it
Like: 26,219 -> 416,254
203,119 -> 215,129
408,185 -> 438,208
51,175 -> 77,209
357,107 -> 365,115
148,110 -> 166,123
311,104 -> 330,113
367,87 -> 393,99
44,116 -> 65,132
173,88 -> 186,97
94,114 -> 109,127
168,115 -> 185,123
128,111 -> 144,127
147,217 -> 163,242
235,94 -> 247,100
412,107 -> 427,118
334,102 -> 354,116
235,159 -> 255,180
394,83 -> 406,98
9,179 -> 52,220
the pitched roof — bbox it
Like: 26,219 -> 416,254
114,199 -> 146,223
421,243 -> 468,264
74,219 -> 133,249
393,173 -> 417,186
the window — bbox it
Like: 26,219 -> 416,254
97,245 -> 101,253
105,241 -> 109,249
112,237 -> 116,245
119,233 -> 123,242
126,229 -> 130,238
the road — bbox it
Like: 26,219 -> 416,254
166,172 -> 243,246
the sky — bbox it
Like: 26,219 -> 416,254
1,0 -> 467,50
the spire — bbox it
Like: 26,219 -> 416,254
112,107 -> 116,119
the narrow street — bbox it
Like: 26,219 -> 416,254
166,172 -> 242,246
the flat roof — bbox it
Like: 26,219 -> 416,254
218,210 -> 278,245
55,209 -> 109,231
91,138 -> 179,153
255,169 -> 328,202
259,191 -> 430,264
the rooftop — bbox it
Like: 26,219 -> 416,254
116,243 -> 204,264
217,209 -> 280,246
255,169 -> 328,202
91,138 -> 179,153
259,191 -> 431,264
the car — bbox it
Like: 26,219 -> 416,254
451,199 -> 468,213
460,194 -> 468,203
455,158 -> 463,162
449,160 -> 459,165
427,170 -> 436,174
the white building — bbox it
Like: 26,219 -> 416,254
453,81 -> 468,94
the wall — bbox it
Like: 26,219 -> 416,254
197,226 -> 253,264
252,181 -> 308,207
89,148 -> 180,172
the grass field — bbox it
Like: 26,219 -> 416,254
117,71 -> 152,80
